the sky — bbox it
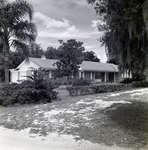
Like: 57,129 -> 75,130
9,0 -> 107,62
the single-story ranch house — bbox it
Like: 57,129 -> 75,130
10,57 -> 121,83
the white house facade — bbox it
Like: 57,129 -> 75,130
9,57 -> 120,83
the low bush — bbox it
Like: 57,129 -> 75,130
121,76 -> 147,84
120,78 -> 134,84
68,79 -> 148,96
129,80 -> 148,88
67,83 -> 125,96
72,78 -> 91,86
0,80 -> 58,107
121,77 -> 148,88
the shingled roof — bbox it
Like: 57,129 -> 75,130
23,57 -> 119,72
80,61 -> 118,72
29,57 -> 57,70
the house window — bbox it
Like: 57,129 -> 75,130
85,71 -> 90,79
95,72 -> 101,79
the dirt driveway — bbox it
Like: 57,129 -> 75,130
0,87 -> 148,150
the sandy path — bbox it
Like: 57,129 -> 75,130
0,126 -> 132,150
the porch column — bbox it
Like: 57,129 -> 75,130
79,68 -> 82,79
79,72 -> 81,79
82,71 -> 85,79
114,72 -> 116,82
49,70 -> 52,78
104,72 -> 106,82
90,71 -> 92,80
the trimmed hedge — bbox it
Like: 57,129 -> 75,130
67,83 -> 126,96
67,80 -> 148,96
72,78 -> 91,86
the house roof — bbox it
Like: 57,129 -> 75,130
29,57 -> 57,70
27,57 -> 119,72
80,61 -> 119,72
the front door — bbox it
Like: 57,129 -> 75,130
109,73 -> 114,82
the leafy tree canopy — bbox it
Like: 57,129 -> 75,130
54,39 -> 85,82
44,46 -> 60,59
88,0 -> 148,79
29,42 -> 44,58
83,51 -> 100,62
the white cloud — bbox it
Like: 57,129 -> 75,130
34,12 -> 71,28
101,54 -> 107,63
38,29 -> 101,40
67,25 -> 78,32
91,20 -> 98,28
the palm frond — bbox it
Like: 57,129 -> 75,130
9,0 -> 34,22
12,20 -> 37,43
11,40 -> 29,57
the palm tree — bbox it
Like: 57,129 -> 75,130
0,0 -> 37,85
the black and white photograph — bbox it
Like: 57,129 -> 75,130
0,0 -> 148,150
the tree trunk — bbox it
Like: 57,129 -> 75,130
4,53 -> 9,85
67,75 -> 70,86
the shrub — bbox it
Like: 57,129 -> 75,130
120,78 -> 134,84
72,78 -> 91,86
50,80 -> 60,88
121,77 -> 148,88
130,80 -> 148,88
121,76 -> 147,84
0,79 -> 58,107
67,83 -> 125,96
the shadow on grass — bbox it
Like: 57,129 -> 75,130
106,101 -> 148,148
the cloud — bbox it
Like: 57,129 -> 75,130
91,20 -> 98,28
34,12 -> 71,28
101,54 -> 107,63
38,29 -> 101,40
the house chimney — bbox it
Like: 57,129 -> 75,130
41,55 -> 46,59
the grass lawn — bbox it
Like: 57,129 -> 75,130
0,86 -> 148,150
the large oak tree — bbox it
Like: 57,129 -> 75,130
88,0 -> 148,80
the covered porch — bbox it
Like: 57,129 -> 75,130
79,71 -> 120,82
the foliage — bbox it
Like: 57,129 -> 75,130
121,76 -> 146,84
0,0 -> 37,84
29,42 -> 44,58
44,47 -> 60,59
83,51 -> 100,62
0,52 -> 4,82
9,51 -> 26,69
0,79 -> 58,107
121,77 -> 148,88
27,69 -> 47,89
26,69 -> 59,89
87,0 -> 148,79
67,83 -> 125,96
54,39 -> 85,82
130,80 -> 148,88
72,78 -> 91,86
68,81 -> 148,96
